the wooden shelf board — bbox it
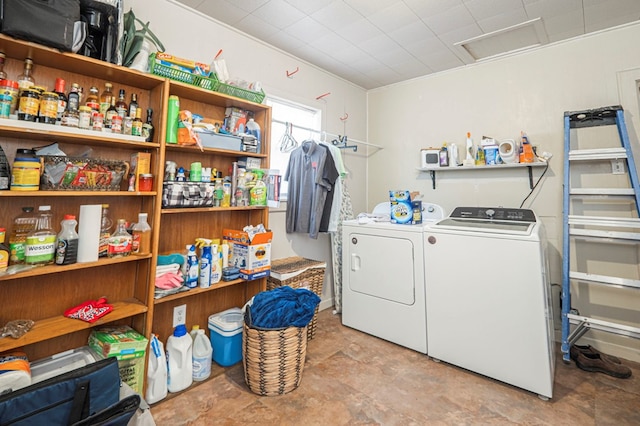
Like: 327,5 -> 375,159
154,279 -> 247,305
161,205 -> 268,214
165,143 -> 267,158
0,190 -> 157,197
0,255 -> 152,281
0,299 -> 147,353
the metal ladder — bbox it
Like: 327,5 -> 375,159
562,105 -> 640,361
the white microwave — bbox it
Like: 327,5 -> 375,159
421,148 -> 441,169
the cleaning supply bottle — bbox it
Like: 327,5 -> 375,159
189,325 -> 200,340
463,132 -> 475,166
55,214 -> 79,265
166,324 -> 193,393
519,131 -> 535,163
249,170 -> 267,206
191,328 -> 212,381
198,239 -> 212,288
166,95 -> 179,144
9,206 -> 36,265
185,244 -> 199,288
145,334 -> 167,404
211,243 -> 221,284
439,143 -> 449,167
475,142 -> 485,166
221,240 -> 229,268
25,205 -> 56,265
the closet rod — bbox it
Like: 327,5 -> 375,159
272,118 -> 383,149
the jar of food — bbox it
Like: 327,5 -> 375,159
111,114 -> 123,134
92,113 -> 104,131
78,105 -> 92,129
139,174 -> 154,191
38,91 -> 58,125
0,79 -> 19,114
122,116 -> 133,135
17,88 -> 40,121
10,157 -> 41,191
0,93 -> 11,119
61,108 -> 79,128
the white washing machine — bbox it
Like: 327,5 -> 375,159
424,207 -> 555,399
341,203 -> 445,354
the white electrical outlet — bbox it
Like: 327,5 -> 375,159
173,304 -> 186,328
612,159 -> 625,175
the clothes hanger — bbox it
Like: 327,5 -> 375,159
279,122 -> 298,152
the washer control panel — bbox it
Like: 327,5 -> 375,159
449,207 -> 536,223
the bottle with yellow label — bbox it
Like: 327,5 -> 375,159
0,227 -> 10,271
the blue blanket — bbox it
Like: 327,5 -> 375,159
249,286 -> 321,329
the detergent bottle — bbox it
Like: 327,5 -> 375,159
249,169 -> 267,206
197,238 -> 212,288
145,334 -> 167,404
185,244 -> 199,288
210,240 -> 221,284
166,324 -> 193,393
192,328 -> 213,381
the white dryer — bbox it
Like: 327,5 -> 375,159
341,203 -> 445,354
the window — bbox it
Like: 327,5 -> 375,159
267,97 -> 322,200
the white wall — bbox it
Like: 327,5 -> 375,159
127,0 -> 369,309
367,23 -> 640,361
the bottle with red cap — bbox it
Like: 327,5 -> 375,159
55,214 -> 79,265
53,78 -> 67,123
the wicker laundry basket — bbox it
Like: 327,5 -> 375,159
242,310 -> 308,396
266,257 -> 326,340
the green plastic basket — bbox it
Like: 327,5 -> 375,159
148,53 -> 219,91
215,82 -> 266,104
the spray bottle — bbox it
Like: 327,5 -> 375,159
196,238 -> 212,288
185,244 -> 199,288
463,132 -> 475,166
211,240 -> 221,284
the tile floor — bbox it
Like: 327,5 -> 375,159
150,308 -> 640,425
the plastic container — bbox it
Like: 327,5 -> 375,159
192,328 -> 212,381
10,157 -> 40,191
166,95 -> 179,144
55,214 -> 79,265
185,244 -> 199,288
208,307 -> 243,367
145,334 -> 167,404
199,244 -> 212,288
245,114 -> 261,143
166,324 -> 193,393
30,346 -> 97,384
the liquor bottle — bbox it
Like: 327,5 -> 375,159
142,108 -> 154,142
115,88 -> 127,119
0,52 -> 7,80
53,78 -> 67,123
67,83 -> 80,112
128,93 -> 139,119
85,86 -> 100,112
17,58 -> 35,95
99,82 -> 113,116
131,107 -> 143,137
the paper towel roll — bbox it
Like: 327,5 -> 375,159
499,139 -> 519,164
77,204 -> 102,263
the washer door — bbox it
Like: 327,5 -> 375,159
347,232 -> 416,305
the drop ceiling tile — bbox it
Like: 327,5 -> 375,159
336,18 -> 384,44
235,14 -> 281,39
463,0 -> 526,21
265,31 -> 307,52
437,22 -> 484,44
176,0 -> 204,9
422,4 -> 478,35
375,46 -> 417,67
284,0 -> 335,16
251,0 -> 307,30
388,56 -> 432,76
366,2 -> 420,33
197,1 -> 248,26
403,37 -> 452,62
524,0 -> 583,18
283,16 -> 329,44
330,44 -> 372,64
541,10 -> 584,39
308,31 -> 352,56
344,0 -> 404,17
584,0 -> 640,32
311,1 -> 364,31
226,0 -> 270,14
358,34 -> 401,56
387,20 -> 436,45
406,0 -> 465,18
476,9 -> 530,33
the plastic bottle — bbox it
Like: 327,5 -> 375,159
185,244 -> 199,288
519,131 -> 535,163
475,143 -> 485,166
210,244 -> 221,284
132,212 -> 152,255
0,227 -> 9,272
439,143 -> 449,167
0,145 -> 10,190
99,82 -> 114,116
98,204 -> 113,258
249,170 -> 267,206
166,324 -> 193,393
55,214 -> 79,265
199,243 -> 212,288
221,240 -> 229,268
463,132 -> 475,166
107,218 -> 132,258
145,334 -> 167,404
25,205 -> 56,265
9,206 -> 36,265
245,112 -> 261,143
192,328 -> 212,381
189,325 -> 200,340
166,95 -> 179,144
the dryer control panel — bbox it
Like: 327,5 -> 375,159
449,207 -> 536,222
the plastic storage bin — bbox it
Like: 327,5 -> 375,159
208,307 -> 243,366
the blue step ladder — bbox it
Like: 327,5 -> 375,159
562,105 -> 640,362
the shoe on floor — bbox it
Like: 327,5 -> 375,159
570,344 -> 621,364
574,352 -> 632,379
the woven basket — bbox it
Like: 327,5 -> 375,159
266,257 -> 325,340
242,311 -> 308,396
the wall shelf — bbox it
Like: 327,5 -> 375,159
417,161 -> 548,189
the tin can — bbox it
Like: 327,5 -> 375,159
38,92 -> 59,124
0,94 -> 11,118
111,114 -> 123,134
18,88 -> 40,121
92,113 -> 104,131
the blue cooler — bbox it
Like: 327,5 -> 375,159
208,308 -> 243,366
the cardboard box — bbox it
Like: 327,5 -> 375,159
222,229 -> 272,278
130,152 -> 151,192
389,190 -> 422,225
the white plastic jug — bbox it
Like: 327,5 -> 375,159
192,328 -> 213,381
145,334 -> 167,404
166,324 -> 193,393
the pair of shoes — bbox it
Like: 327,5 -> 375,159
570,344 -> 621,364
574,351 -> 632,379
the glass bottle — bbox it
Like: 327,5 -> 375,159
132,212 -> 151,255
99,82 -> 113,116
128,92 -> 138,119
98,203 -> 113,258
55,214 -> 79,265
25,205 -> 56,265
53,78 -> 67,123
85,85 -> 100,112
9,206 -> 36,265
115,88 -> 127,119
107,218 -> 132,258
0,52 -> 7,80
67,83 -> 80,112
131,107 -> 143,136
105,96 -> 118,131
17,58 -> 35,95
142,108 -> 154,142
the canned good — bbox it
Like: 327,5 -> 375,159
18,88 -> 40,121
78,106 -> 92,129
38,91 -> 59,124
0,93 -> 11,119
0,79 -> 19,114
92,113 -> 104,131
